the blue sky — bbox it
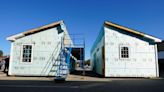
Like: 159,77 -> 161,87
0,0 -> 164,59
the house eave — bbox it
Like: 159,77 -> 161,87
6,20 -> 64,41
104,21 -> 162,43
144,34 -> 162,42
6,33 -> 25,42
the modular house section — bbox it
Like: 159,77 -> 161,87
7,21 -> 73,76
91,21 -> 162,77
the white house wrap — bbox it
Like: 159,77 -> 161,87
91,21 -> 162,77
7,20 -> 73,76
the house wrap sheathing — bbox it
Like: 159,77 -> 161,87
7,20 -> 73,76
91,21 -> 162,77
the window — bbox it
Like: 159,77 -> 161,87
120,46 -> 129,59
22,45 -> 32,62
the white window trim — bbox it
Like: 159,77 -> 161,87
20,44 -> 34,64
119,44 -> 130,60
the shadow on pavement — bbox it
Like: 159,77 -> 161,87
0,79 -> 109,87
70,71 -> 103,78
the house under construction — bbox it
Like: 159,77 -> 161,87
91,21 -> 161,77
7,20 -> 85,80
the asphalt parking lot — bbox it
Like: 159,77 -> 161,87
0,78 -> 164,92
1,71 -> 164,92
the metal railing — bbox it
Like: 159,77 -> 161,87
40,42 -> 61,76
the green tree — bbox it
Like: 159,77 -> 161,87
0,50 -> 3,57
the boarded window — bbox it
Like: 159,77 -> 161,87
22,45 -> 32,62
120,46 -> 129,59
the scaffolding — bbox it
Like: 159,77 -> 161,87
64,33 -> 85,72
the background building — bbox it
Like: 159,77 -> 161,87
158,41 -> 164,76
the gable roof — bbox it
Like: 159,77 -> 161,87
7,20 -> 64,41
104,21 -> 162,42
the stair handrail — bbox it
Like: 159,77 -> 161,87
40,41 -> 61,76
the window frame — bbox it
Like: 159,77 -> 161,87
119,45 -> 130,60
21,44 -> 34,63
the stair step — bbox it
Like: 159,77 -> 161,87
50,70 -> 57,72
53,64 -> 68,67
50,69 -> 68,72
61,69 -> 68,71
53,64 -> 60,66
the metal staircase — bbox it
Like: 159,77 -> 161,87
49,40 -> 69,80
48,37 -> 78,81
40,42 -> 61,77
41,33 -> 85,81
